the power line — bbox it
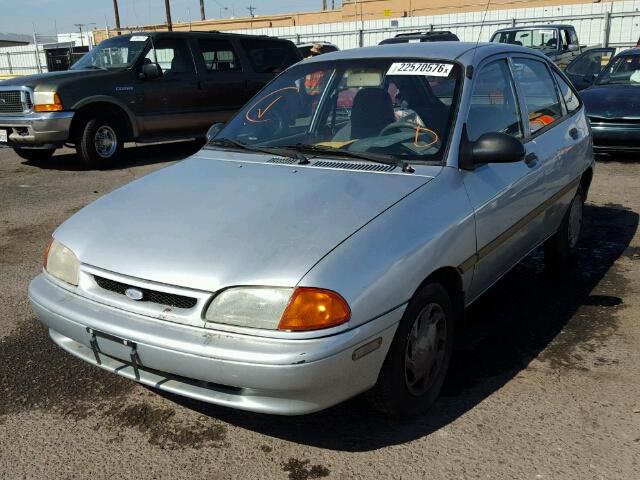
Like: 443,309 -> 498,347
247,4 -> 256,17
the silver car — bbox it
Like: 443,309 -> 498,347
29,42 -> 594,417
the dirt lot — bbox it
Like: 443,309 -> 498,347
0,144 -> 639,480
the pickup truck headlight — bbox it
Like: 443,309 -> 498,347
34,91 -> 63,112
44,239 -> 79,286
204,287 -> 350,331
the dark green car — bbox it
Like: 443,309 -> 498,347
0,32 -> 301,167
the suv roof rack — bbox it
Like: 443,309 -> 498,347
394,31 -> 454,38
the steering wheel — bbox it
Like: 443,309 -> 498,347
379,121 -> 421,136
379,121 -> 439,147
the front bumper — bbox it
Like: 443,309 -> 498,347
589,121 -> 640,152
28,274 -> 402,415
0,111 -> 74,149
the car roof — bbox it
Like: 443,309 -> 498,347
116,31 -> 290,41
303,41 -> 547,67
615,47 -> 640,57
493,24 -> 575,33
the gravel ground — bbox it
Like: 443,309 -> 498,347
0,144 -> 639,480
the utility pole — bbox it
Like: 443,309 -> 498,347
322,0 -> 327,10
247,5 -> 256,17
164,0 -> 173,31
199,0 -> 206,20
112,0 -> 121,34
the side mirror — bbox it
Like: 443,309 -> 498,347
140,63 -> 162,80
568,44 -> 580,52
582,73 -> 597,84
206,122 -> 225,142
463,132 -> 525,168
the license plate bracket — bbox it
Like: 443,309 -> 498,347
87,327 -> 141,379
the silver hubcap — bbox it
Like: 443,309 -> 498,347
404,303 -> 447,396
94,126 -> 117,158
568,194 -> 583,249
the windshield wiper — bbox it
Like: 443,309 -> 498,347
208,138 -> 309,164
282,143 -> 415,173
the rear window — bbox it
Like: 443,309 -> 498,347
241,39 -> 300,73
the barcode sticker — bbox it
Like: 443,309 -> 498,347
387,62 -> 453,77
130,35 -> 148,42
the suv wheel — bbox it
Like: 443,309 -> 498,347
366,282 -> 455,418
76,116 -> 123,169
544,185 -> 585,267
13,148 -> 56,162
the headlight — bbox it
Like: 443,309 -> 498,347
34,91 -> 63,112
44,238 -> 79,286
204,287 -> 350,331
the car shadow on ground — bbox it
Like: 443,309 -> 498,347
160,202 -> 638,452
20,140 -> 204,171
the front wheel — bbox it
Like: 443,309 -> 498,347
13,148 -> 55,162
76,116 -> 123,169
544,185 -> 585,267
366,282 -> 455,418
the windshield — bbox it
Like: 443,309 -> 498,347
596,54 -> 640,85
492,29 -> 558,50
209,58 -> 461,164
71,35 -> 148,70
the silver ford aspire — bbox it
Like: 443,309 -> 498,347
29,42 -> 594,417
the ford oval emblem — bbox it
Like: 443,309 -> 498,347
0,98 -> 6,104
125,287 -> 144,301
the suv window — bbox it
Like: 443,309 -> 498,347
467,60 -> 522,142
241,39 -> 299,74
553,71 -> 580,113
198,39 -> 241,72
145,38 -> 195,74
512,58 -> 562,134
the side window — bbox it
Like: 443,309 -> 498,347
568,30 -> 579,47
198,39 -> 240,72
566,49 -> 614,77
512,58 -> 563,134
467,60 -> 522,142
144,38 -> 194,74
240,39 -> 300,74
553,71 -> 580,113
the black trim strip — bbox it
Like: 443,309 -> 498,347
458,176 -> 581,273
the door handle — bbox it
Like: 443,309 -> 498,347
524,152 -> 538,166
569,127 -> 579,140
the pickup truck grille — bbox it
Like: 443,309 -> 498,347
0,90 -> 31,114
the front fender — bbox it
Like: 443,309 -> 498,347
71,95 -> 140,137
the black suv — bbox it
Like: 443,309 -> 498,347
379,31 -> 459,45
0,32 -> 301,167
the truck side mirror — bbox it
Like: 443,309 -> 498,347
140,63 -> 162,80
568,44 -> 580,52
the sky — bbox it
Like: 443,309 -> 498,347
0,0 -> 337,36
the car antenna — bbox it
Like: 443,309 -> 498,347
467,0 -> 492,79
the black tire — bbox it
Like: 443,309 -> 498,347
13,148 -> 55,162
544,185 -> 585,267
76,116 -> 123,169
366,282 -> 455,418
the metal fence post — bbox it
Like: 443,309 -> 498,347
602,10 -> 611,47
32,30 -> 43,73
6,53 -> 12,74
512,18 -> 516,27
358,29 -> 363,47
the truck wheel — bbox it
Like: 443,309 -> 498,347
76,116 -> 123,169
13,148 -> 55,162
544,185 -> 585,267
366,282 -> 455,418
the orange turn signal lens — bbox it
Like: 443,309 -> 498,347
34,93 -> 63,112
43,237 -> 53,269
278,287 -> 350,331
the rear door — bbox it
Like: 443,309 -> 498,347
564,48 -> 615,90
193,37 -> 248,127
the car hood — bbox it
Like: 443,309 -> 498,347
0,69 -> 111,90
54,152 -> 434,292
581,84 -> 640,120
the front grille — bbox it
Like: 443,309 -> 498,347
312,160 -> 396,172
93,275 -> 198,310
0,90 -> 28,114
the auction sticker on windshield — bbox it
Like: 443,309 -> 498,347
0,129 -> 7,143
387,62 -> 453,77
130,36 -> 148,42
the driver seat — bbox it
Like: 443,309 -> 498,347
350,87 -> 395,139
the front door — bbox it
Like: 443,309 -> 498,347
137,37 -> 201,137
462,58 -> 547,302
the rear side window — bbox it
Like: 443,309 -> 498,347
198,39 -> 241,72
553,71 -> 580,113
467,60 -> 522,142
241,39 -> 300,74
512,58 -> 563,134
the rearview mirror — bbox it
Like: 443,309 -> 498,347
140,63 -> 162,80
470,132 -> 526,165
206,122 -> 225,142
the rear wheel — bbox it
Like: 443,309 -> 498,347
544,185 -> 585,266
13,148 -> 55,162
76,116 -> 123,169
366,282 -> 455,418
